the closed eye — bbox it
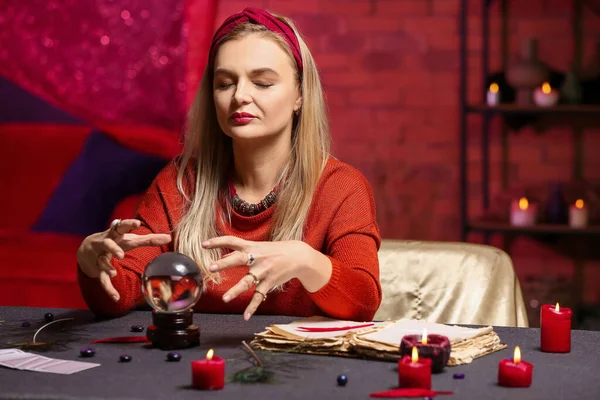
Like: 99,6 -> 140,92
254,83 -> 273,89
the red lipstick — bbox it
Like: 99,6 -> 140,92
231,112 -> 256,125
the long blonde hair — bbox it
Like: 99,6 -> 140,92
175,14 -> 330,283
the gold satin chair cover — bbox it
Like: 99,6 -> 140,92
374,240 -> 529,327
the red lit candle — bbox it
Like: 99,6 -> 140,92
498,346 -> 533,388
399,329 -> 451,373
541,303 -> 572,353
398,346 -> 432,389
191,349 -> 225,390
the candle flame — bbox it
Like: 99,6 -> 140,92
575,199 -> 584,209
514,346 -> 521,364
542,82 -> 551,94
490,83 -> 499,93
421,329 -> 428,345
411,346 -> 419,363
555,302 -> 560,312
518,197 -> 529,210
206,349 -> 214,360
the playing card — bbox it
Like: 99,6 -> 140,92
0,348 -> 100,374
29,359 -> 69,372
36,360 -> 99,374
0,349 -> 24,355
13,355 -> 55,370
1,354 -> 40,369
0,351 -> 33,364
0,349 -> 26,362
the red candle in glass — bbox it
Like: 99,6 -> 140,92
541,303 -> 572,353
498,346 -> 533,388
398,347 -> 432,389
399,329 -> 451,373
191,349 -> 225,390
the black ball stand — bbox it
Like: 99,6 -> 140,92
146,310 -> 200,350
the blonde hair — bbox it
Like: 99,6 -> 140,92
175,14 -> 330,284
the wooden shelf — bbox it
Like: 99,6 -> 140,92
466,104 -> 600,115
468,220 -> 600,236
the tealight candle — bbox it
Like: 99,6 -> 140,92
569,199 -> 588,229
191,349 -> 225,390
533,82 -> 558,107
510,197 -> 538,227
487,83 -> 500,106
399,329 -> 451,373
541,303 -> 572,353
398,346 -> 432,389
498,346 -> 533,387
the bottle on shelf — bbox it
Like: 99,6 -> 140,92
506,38 -> 550,105
544,183 -> 569,224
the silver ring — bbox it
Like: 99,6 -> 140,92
246,272 -> 260,286
109,219 -> 122,235
247,253 -> 255,266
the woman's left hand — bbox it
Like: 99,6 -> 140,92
202,236 -> 330,320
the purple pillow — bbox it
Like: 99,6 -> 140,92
33,129 -> 168,237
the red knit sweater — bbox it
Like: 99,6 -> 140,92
78,158 -> 382,321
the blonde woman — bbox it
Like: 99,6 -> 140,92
77,8 -> 381,322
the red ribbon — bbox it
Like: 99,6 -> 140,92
296,323 -> 375,332
90,336 -> 150,344
370,389 -> 453,398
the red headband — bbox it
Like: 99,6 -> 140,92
208,7 -> 303,77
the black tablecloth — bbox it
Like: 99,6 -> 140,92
0,307 -> 599,399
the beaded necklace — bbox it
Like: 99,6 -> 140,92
228,179 -> 278,216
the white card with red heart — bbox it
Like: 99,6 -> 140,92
0,349 -> 100,374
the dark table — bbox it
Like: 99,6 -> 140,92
0,307 -> 599,399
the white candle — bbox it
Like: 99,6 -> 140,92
510,197 -> 538,227
533,82 -> 558,107
487,83 -> 500,106
569,199 -> 588,228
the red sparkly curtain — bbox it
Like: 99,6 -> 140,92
0,0 -> 218,132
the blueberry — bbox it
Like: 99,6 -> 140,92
44,313 -> 54,323
166,352 -> 182,362
80,347 -> 96,358
119,354 -> 132,362
337,374 -> 348,386
453,373 -> 465,379
21,322 -> 30,328
130,325 -> 144,333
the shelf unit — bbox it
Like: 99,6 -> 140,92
458,0 -> 600,327
459,0 -> 600,243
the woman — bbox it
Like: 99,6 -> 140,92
77,7 -> 381,322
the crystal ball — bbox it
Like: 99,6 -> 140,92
141,252 -> 203,313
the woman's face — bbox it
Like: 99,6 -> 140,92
213,34 -> 301,142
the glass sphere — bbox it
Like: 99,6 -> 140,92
141,252 -> 203,313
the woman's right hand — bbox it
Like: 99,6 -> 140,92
77,219 -> 172,302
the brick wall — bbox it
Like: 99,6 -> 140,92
189,0 -> 600,323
